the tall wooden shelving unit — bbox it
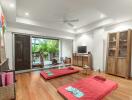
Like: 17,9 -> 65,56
106,30 -> 132,78
0,23 -> 16,100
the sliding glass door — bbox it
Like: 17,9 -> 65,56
32,37 -> 59,69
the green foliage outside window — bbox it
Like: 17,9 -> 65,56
32,38 -> 59,61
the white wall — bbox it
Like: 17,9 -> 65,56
8,23 -> 75,40
74,21 -> 132,76
92,29 -> 106,71
5,20 -> 132,75
61,39 -> 73,58
73,33 -> 93,53
4,32 -> 13,70
4,25 -> 74,69
92,21 -> 132,71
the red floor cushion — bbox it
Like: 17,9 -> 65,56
40,67 -> 79,80
57,76 -> 118,100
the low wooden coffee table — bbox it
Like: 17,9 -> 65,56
82,65 -> 91,75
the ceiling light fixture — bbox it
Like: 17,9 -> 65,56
25,12 -> 29,16
10,3 -> 15,8
100,14 -> 106,19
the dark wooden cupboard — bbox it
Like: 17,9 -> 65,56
15,34 -> 31,71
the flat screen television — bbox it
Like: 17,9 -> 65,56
78,46 -> 87,53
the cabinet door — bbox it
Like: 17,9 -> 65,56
107,57 -> 116,74
77,56 -> 83,66
82,56 -> 88,67
75,56 -> 78,65
108,33 -> 117,57
116,31 -> 131,78
116,58 -> 128,77
118,31 -> 128,57
72,56 -> 77,65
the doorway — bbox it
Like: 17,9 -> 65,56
15,34 -> 31,71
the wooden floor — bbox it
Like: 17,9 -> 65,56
16,71 -> 132,100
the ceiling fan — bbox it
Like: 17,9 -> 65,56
44,17 -> 79,28
63,18 -> 79,28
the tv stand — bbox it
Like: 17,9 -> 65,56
72,53 -> 92,69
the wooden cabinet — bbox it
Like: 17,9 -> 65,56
106,30 -> 131,78
72,53 -> 92,69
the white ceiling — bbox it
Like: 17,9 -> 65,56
1,0 -> 132,34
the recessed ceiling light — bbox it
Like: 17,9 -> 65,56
25,12 -> 29,16
100,14 -> 106,19
10,3 -> 15,8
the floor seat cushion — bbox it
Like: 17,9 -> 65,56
40,66 -> 79,80
57,76 -> 118,100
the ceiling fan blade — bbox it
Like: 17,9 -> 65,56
67,19 -> 79,22
67,22 -> 74,27
64,19 -> 79,23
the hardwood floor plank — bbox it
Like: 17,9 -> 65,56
16,71 -> 132,100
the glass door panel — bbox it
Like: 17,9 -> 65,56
108,33 -> 117,57
32,37 -> 59,69
118,31 -> 128,57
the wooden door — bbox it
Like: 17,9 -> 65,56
15,34 -> 31,71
